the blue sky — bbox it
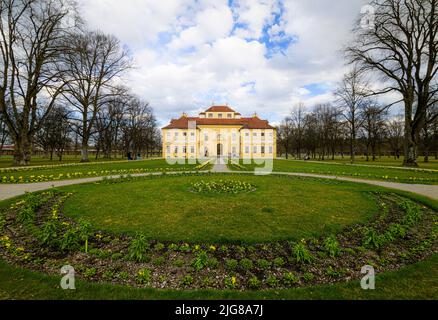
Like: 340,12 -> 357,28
77,0 -> 371,126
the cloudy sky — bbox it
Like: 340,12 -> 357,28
76,0 -> 369,126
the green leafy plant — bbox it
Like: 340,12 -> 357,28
248,276 -> 261,289
293,241 -> 313,263
127,234 -> 150,262
225,259 -> 238,270
363,228 -> 385,249
239,258 -> 253,271
181,275 -> 194,286
191,180 -> 256,194
323,235 -> 340,257
273,257 -> 285,268
77,219 -> 93,253
206,258 -> 219,269
38,220 -> 60,247
173,259 -> 185,268
137,268 -> 152,284
60,228 -> 80,251
154,243 -> 165,251
303,272 -> 315,282
84,267 -> 97,278
265,276 -> 278,287
283,272 -> 299,286
257,259 -> 271,270
224,276 -> 237,289
191,250 -> 209,271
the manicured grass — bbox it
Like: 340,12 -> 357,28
231,159 -> 438,184
0,255 -> 436,300
320,155 -> 438,170
61,174 -> 378,243
0,159 -> 200,183
0,155 -> 130,168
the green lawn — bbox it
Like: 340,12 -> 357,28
319,155 -> 438,170
0,159 -> 201,183
0,155 -> 131,168
0,255 -> 436,300
61,174 -> 378,243
230,159 -> 438,184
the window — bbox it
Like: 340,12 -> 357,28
245,146 -> 250,154
227,113 -> 232,118
218,114 -> 223,118
232,146 -> 237,154
232,132 -> 237,141
208,113 -> 213,118
253,146 -> 257,153
183,146 -> 187,153
269,146 -> 273,154
261,146 -> 265,154
175,132 -> 179,137
183,132 -> 187,137
166,132 -> 170,139
166,146 -> 170,154
245,132 -> 250,137
253,132 -> 258,137
191,132 -> 195,137
204,134 -> 209,141
190,146 -> 195,153
174,146 -> 178,153
261,132 -> 265,137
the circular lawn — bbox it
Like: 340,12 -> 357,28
61,174 -> 378,243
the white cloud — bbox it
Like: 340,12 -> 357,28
75,0 -> 374,126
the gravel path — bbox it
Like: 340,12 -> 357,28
0,170 -> 436,201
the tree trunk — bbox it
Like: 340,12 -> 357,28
81,140 -> 90,163
13,135 -> 32,166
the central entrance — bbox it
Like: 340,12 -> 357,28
217,143 -> 223,157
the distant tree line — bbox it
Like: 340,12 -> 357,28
0,0 -> 160,165
278,0 -> 437,166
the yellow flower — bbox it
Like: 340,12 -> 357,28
209,245 -> 216,252
231,277 -> 237,285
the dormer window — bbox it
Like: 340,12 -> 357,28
208,113 -> 213,118
227,114 -> 232,118
218,114 -> 223,118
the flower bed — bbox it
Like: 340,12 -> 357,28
190,180 -> 256,194
0,188 -> 436,291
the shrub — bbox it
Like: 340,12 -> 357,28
118,271 -> 129,280
240,258 -> 253,271
248,276 -> 261,289
102,270 -> 115,280
273,257 -> 285,268
283,272 -> 299,286
219,245 -> 229,253
266,276 -> 278,287
111,252 -> 123,260
257,259 -> 271,270
181,275 -> 194,286
17,207 -> 35,225
77,219 -> 93,253
127,234 -> 150,262
293,242 -> 313,263
179,243 -> 191,252
385,223 -> 407,241
400,200 -> 422,226
137,268 -> 152,284
363,228 -> 385,249
191,250 -> 209,271
225,259 -> 238,270
60,228 -> 80,252
323,236 -> 340,258
168,243 -> 179,251
38,220 -> 60,247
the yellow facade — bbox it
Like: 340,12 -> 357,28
162,106 -> 277,159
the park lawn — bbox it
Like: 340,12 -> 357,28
320,156 -> 438,170
61,174 -> 378,243
0,254 -> 436,300
230,159 -> 438,184
0,155 -> 131,168
0,159 -> 202,183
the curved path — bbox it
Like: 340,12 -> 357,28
0,170 -> 437,201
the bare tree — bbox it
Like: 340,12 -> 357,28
361,103 -> 388,161
276,116 -> 294,159
387,115 -> 404,159
290,102 -> 305,159
347,0 -> 438,167
0,112 -> 9,154
62,30 -> 131,162
0,0 -> 76,165
334,67 -> 369,163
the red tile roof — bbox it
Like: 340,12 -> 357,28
163,116 -> 275,130
205,106 -> 236,113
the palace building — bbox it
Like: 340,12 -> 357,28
162,106 -> 277,159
